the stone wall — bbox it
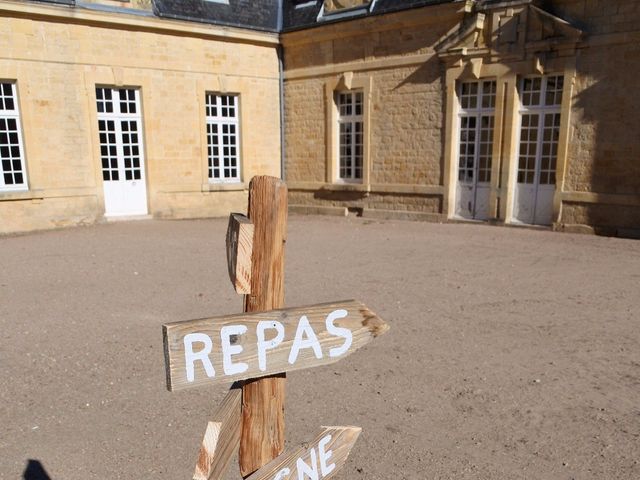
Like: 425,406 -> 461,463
567,43 -> 640,195
550,0 -> 640,36
368,65 -> 444,186
282,3 -> 457,218
284,78 -> 327,183
558,0 -> 640,232
283,0 -> 640,234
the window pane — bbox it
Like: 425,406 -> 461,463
457,81 -> 495,188
0,83 -> 27,189
337,90 -> 364,181
206,93 -> 240,181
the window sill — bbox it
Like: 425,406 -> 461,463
202,182 -> 247,192
323,182 -> 369,192
287,181 -> 445,195
0,189 -> 41,201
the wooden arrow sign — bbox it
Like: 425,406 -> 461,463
244,426 -> 361,480
192,386 -> 242,480
225,213 -> 254,295
163,299 -> 389,391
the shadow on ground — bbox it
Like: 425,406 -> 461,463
24,460 -> 52,480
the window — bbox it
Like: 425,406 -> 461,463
517,75 -> 563,185
206,93 -> 240,183
96,87 -> 144,182
322,0 -> 371,18
457,80 -> 496,184
336,91 -> 363,182
0,82 -> 27,192
324,0 -> 371,12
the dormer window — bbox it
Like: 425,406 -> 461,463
293,0 -> 316,6
319,0 -> 371,20
323,0 -> 371,13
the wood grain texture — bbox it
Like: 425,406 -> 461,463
226,213 -> 254,295
162,300 -> 389,390
244,426 -> 362,480
193,386 -> 242,480
240,175 -> 288,477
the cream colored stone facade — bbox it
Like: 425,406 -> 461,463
282,0 -> 640,235
0,1 -> 281,234
2,0 -> 639,236
283,4 -> 456,221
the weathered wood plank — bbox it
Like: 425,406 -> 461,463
225,213 -> 254,295
162,299 -> 389,391
192,386 -> 242,480
244,426 -> 361,480
240,175 -> 288,477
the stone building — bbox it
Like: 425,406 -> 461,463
1,0 -> 639,236
0,0 -> 281,233
282,0 -> 640,236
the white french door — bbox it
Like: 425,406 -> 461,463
455,80 -> 496,220
513,76 -> 563,226
96,87 -> 148,217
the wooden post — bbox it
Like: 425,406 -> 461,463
239,176 -> 288,477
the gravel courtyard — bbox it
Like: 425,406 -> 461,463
1,215 -> 639,480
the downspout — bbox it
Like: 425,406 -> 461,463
277,0 -> 286,181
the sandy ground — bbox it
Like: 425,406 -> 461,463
1,215 -> 639,480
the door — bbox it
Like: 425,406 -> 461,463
455,80 -> 496,220
513,76 -> 563,226
96,87 -> 148,217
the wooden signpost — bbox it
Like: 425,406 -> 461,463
244,427 -> 362,480
163,300 -> 388,390
162,176 -> 389,479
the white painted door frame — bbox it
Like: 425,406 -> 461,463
455,80 -> 496,221
512,76 -> 563,226
96,87 -> 148,217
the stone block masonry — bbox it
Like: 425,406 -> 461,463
0,2 -> 281,234
282,0 -> 640,233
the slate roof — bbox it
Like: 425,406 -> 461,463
153,0 -> 281,32
25,0 -> 457,32
282,0 -> 455,31
152,0 -> 457,33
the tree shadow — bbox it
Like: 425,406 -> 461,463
571,46 -> 640,236
23,460 -> 52,480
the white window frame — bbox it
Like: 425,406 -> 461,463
95,87 -> 145,183
0,82 -> 28,192
516,75 -> 563,186
457,79 -> 496,185
336,90 -> 364,183
206,93 -> 241,184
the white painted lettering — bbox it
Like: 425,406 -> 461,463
184,333 -> 215,382
272,467 -> 291,480
296,448 -> 319,480
318,434 -> 336,476
220,325 -> 249,376
257,320 -> 285,372
288,315 -> 323,365
325,309 -> 352,358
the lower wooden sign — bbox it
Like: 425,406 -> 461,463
245,426 -> 361,480
163,299 -> 389,391
192,386 -> 242,480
